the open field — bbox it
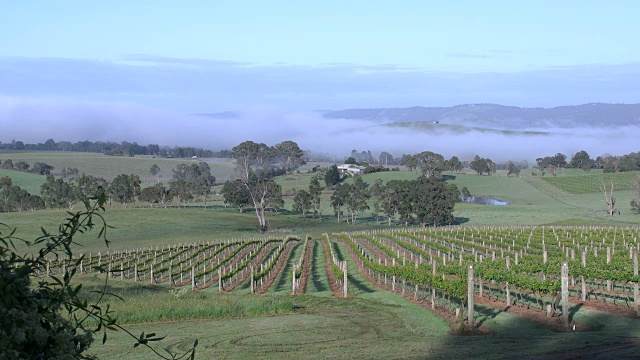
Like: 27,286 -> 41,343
541,171 -> 640,194
0,151 -> 237,183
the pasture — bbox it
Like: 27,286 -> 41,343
0,151 -> 237,183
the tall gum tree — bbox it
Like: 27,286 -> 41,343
231,140 -> 304,232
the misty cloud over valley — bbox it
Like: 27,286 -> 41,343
1,95 -> 638,163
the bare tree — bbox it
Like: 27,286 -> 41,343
600,179 -> 616,216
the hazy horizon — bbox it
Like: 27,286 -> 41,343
2,2 -> 640,163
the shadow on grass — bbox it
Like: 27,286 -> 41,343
270,243 -> 300,292
310,241 -> 328,292
332,242 -> 375,294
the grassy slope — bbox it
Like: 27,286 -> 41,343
0,168 -> 47,194
0,151 -> 237,182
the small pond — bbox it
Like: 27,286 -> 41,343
464,197 -> 509,206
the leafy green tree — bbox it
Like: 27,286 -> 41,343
41,175 -> 75,210
222,179 -> 251,212
380,182 -> 398,226
344,156 -> 357,165
324,164 -> 341,187
369,179 -> 384,225
632,176 -> 640,213
149,164 -> 161,183
169,179 -> 193,207
460,186 -> 472,202
330,183 -> 349,223
14,161 -> 30,172
1,159 -> 13,170
139,182 -> 172,208
308,175 -> 323,219
570,150 -> 595,172
413,178 -> 457,227
232,140 -> 303,231
73,174 -> 107,202
274,140 -> 306,173
31,162 -> 54,175
401,154 -> 418,171
392,180 -> 415,226
506,161 -> 521,177
108,174 -> 141,208
173,162 -> 216,208
448,156 -> 463,173
345,175 -> 370,224
416,151 -> 446,179
292,189 -> 312,217
470,155 -> 495,175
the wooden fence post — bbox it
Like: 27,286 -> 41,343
468,264 -> 474,331
634,252 -> 639,316
343,261 -> 348,298
431,261 -> 436,309
250,267 -> 254,294
292,265 -> 296,295
562,262 -> 569,328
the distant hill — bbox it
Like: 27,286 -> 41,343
323,103 -> 640,129
378,122 -> 550,136
194,111 -> 241,119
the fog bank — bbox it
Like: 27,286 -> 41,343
1,96 -> 637,163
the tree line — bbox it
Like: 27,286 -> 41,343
0,138 -> 228,158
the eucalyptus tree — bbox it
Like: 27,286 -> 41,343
231,140 -> 304,231
345,175 -> 370,224
108,174 -> 141,208
292,189 -> 312,218
308,175 -> 323,219
416,151 -> 446,179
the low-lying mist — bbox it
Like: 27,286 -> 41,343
1,96 -> 637,163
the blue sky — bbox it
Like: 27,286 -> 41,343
1,1 -> 640,156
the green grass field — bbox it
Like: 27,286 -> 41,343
0,151 -> 237,183
541,171 -> 639,194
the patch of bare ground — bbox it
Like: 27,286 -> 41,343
320,239 -> 343,297
569,295 -> 639,319
222,243 -> 278,292
295,239 -> 314,295
255,241 -> 297,294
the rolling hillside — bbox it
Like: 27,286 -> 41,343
323,103 -> 640,129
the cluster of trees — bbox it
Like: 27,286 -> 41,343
469,155 -> 496,176
0,176 -> 44,212
1,159 -> 54,175
401,153 -> 464,176
292,176 -> 323,219
533,150 -> 640,175
342,149 -> 403,166
0,161 -> 217,212
0,138 -> 228,158
326,176 -> 458,227
598,152 -> 640,173
140,163 -> 216,208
